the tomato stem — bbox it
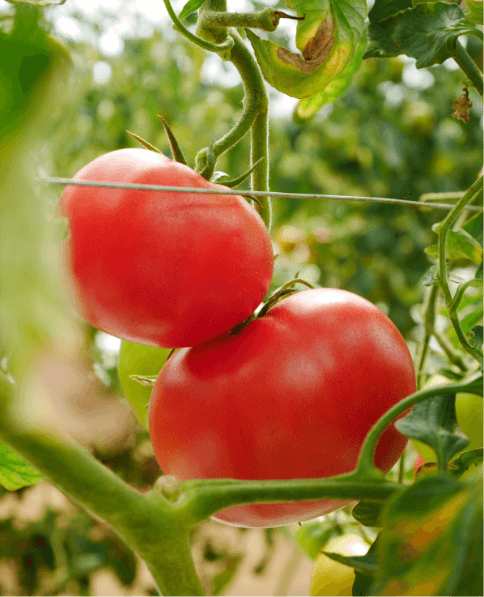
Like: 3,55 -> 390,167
0,372 -> 205,596
355,374 -> 483,476
434,175 -> 483,367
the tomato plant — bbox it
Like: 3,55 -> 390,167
59,148 -> 274,348
149,288 -> 416,527
310,533 -> 369,596
412,375 -> 483,462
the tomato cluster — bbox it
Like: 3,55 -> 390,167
61,150 -> 417,527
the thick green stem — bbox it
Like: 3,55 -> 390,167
200,8 -> 279,31
435,175 -> 483,366
177,474 -> 400,526
355,374 -> 483,475
454,40 -> 483,97
0,375 -> 204,596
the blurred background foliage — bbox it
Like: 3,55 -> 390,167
0,0 -> 482,594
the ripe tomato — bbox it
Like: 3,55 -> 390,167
149,288 -> 416,527
310,533 -> 369,596
59,148 -> 273,348
117,340 -> 172,428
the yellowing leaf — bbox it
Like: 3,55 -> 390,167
247,0 -> 367,99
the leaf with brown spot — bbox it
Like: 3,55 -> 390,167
247,0 -> 367,99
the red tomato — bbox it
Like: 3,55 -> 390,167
59,148 -> 273,348
149,288 -> 416,527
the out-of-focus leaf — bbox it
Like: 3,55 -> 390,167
295,518 -> 338,560
463,212 -> 483,245
395,390 -> 469,468
370,475 -> 483,596
425,228 -> 483,264
465,0 -> 483,24
469,324 -> 483,349
247,0 -> 367,99
352,500 -> 383,527
353,536 -> 380,596
0,441 -> 42,490
294,29 -> 367,121
5,0 -> 66,6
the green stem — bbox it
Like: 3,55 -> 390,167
454,40 -> 483,96
193,33 -> 260,171
434,329 -> 468,371
200,8 -> 279,31
355,374 -> 483,475
435,175 -> 483,366
0,374 -> 204,596
193,20 -> 271,228
162,0 -> 233,54
416,284 -> 439,388
178,474 -> 400,526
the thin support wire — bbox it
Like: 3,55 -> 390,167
37,177 -> 483,212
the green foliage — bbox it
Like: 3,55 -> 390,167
0,441 -> 42,490
395,391 -> 469,468
367,2 -> 482,67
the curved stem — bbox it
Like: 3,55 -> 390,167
355,374 -> 483,475
162,0 -> 233,54
454,40 -> 483,97
0,374 -> 204,596
435,175 -> 483,366
194,26 -> 271,228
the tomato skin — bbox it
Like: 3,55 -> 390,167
149,288 -> 416,527
59,148 -> 274,348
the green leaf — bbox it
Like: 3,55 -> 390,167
247,0 -> 367,99
365,0 -> 413,59
294,28 -> 367,121
425,228 -> 483,264
450,448 -> 483,478
463,211 -> 483,245
352,500 -> 384,527
178,0 -> 207,20
465,0 -> 484,24
0,441 -> 42,490
295,519 -> 338,560
395,390 -> 469,467
370,475 -> 482,596
377,2 -> 482,68
322,549 -> 377,576
156,115 -> 188,165
353,536 -> 380,596
470,324 -> 483,349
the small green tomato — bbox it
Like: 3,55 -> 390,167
117,340 -> 171,428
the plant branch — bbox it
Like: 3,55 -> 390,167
162,0 -> 233,55
454,40 -> 483,96
0,374 -> 204,596
355,373 -> 483,475
435,175 -> 483,366
177,473 -> 400,526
